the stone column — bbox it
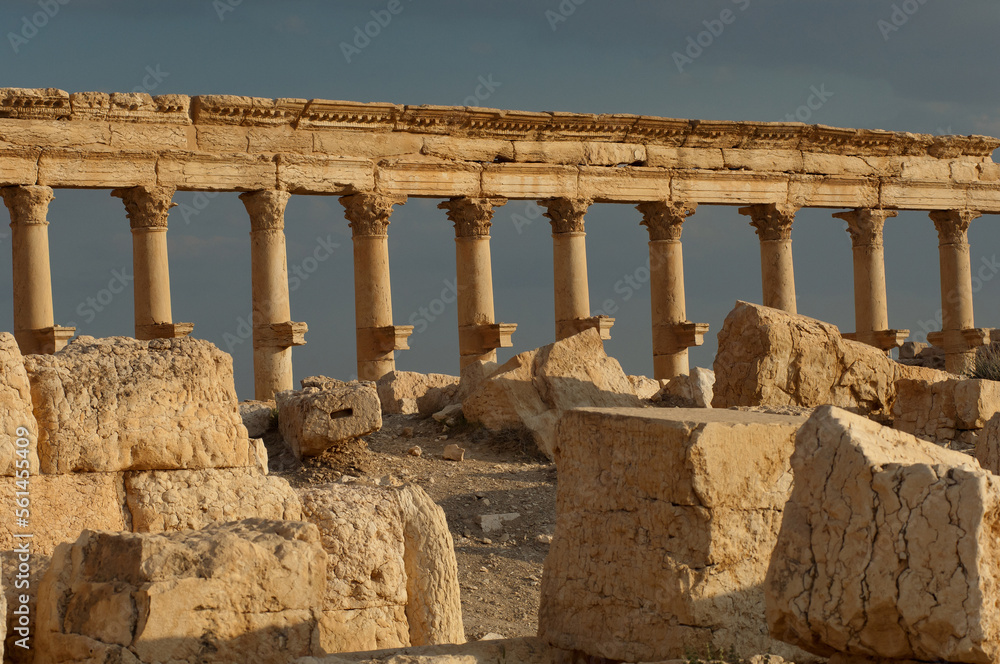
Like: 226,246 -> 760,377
438,197 -> 516,369
930,209 -> 982,374
241,190 -> 307,400
739,203 -> 799,314
637,201 -> 708,381
340,193 -> 412,382
111,186 -> 193,341
1,185 -> 74,355
540,197 -> 613,341
833,208 -> 907,352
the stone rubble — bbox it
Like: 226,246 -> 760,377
277,376 -> 382,458
376,371 -> 460,417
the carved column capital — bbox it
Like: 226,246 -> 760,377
739,203 -> 799,241
540,197 -> 591,234
636,201 -> 697,241
833,208 -> 897,248
438,197 -> 507,238
930,209 -> 981,246
339,193 -> 406,237
111,186 -> 177,230
240,190 -> 291,232
1,185 -> 53,226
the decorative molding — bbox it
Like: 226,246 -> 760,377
111,186 -> 177,230
636,201 -> 697,241
930,209 -> 981,246
833,208 -> 897,248
339,193 -> 406,237
192,95 -> 306,127
1,185 -> 53,225
540,197 -> 591,234
240,190 -> 291,231
0,88 -> 70,120
438,197 -> 507,237
739,203 -> 799,241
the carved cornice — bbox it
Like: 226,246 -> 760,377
112,186 -> 177,230
240,190 -> 291,231
0,88 -> 69,120
1,185 -> 53,226
930,209 -> 981,246
833,209 -> 897,248
540,198 -> 591,234
192,95 -> 306,127
739,203 -> 799,241
438,197 -> 507,238
636,201 -> 697,241
339,193 -> 406,237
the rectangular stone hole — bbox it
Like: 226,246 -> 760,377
330,408 -> 354,420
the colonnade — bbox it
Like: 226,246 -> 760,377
0,183 -> 987,393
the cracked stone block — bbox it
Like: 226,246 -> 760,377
766,405 -> 1000,663
539,406 -> 810,662
276,377 -> 381,458
894,377 -> 1000,445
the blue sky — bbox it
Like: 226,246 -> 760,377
2,0 -> 999,397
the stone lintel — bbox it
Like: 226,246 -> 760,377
557,316 -> 615,341
136,322 -> 194,341
842,328 -> 909,351
254,321 -> 307,349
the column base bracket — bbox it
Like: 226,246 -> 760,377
843,328 -> 909,351
459,323 -> 517,354
254,321 -> 308,349
558,316 -> 615,340
136,322 -> 195,341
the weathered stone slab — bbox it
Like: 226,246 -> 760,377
37,149 -> 157,188
657,366 -> 715,408
766,406 -> 1000,663
277,377 -> 382,458
156,150 -> 277,190
24,336 -> 255,473
462,329 -> 641,459
894,377 -> 1000,445
124,467 -> 302,533
240,399 -> 277,439
376,371 -> 460,417
277,154 -> 374,194
0,332 -> 39,476
539,407 -> 809,662
713,301 -> 949,419
36,519 -> 327,664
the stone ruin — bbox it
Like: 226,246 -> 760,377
2,86 -> 1000,663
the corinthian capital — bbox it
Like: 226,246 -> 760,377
540,198 -> 591,234
739,203 -> 799,241
636,201 -> 697,241
833,208 -> 897,248
240,190 -> 291,232
1,185 -> 53,226
339,193 -> 406,237
930,209 -> 981,246
438,197 -> 507,238
111,186 -> 177,230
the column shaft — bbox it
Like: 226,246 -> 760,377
3,186 -> 57,354
740,204 -> 799,314
542,198 -> 592,340
931,210 -> 980,374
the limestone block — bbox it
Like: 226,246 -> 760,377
671,171 -> 789,205
276,378 -> 382,458
240,399 -> 277,438
766,406 -> 1000,663
375,371 -> 460,416
0,147 -> 40,185
658,367 -> 715,408
0,119 -> 109,149
318,607 -> 409,654
900,158 -> 952,180
421,135 -> 514,162
787,174 -> 879,209
37,149 -> 157,188
313,130 -> 423,159
880,180 -> 969,210
894,378 -> 1000,444
24,336 -> 255,473
36,520 -> 327,664
627,374 -> 661,400
196,125 -> 249,152
712,301 -> 950,419
156,150 -> 277,190
722,149 -> 804,172
277,154 -> 375,194
801,152 -> 878,176
577,166 -> 670,202
975,413 -> 1000,474
0,88 -> 70,121
191,95 -> 305,126
249,125 -> 313,153
582,141 -> 645,166
646,145 -> 724,169
481,163 -> 579,199
376,159 -> 482,197
539,407 -> 809,662
124,467 -> 302,533
462,329 -> 641,460
0,332 -> 39,476
512,141 -> 585,164
108,123 -> 189,150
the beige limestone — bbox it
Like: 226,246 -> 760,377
276,378 -> 382,457
712,301 -> 948,419
931,209 -> 982,374
627,374 -> 661,399
462,329 -> 641,459
658,366 -> 715,408
36,519 -> 327,664
766,406 -> 1000,663
741,204 -> 799,314
541,198 -> 595,341
975,413 -> 1000,474
539,407 -> 809,662
0,332 -> 39,476
240,399 -> 277,438
376,371 -> 460,416
893,377 -> 1000,445
124,467 -> 302,533
24,335 -> 255,473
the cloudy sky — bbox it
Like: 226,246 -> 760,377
2,0 -> 999,398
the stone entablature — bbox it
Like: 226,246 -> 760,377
1,88 -> 999,211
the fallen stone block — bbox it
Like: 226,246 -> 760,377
893,377 -> 1000,446
124,466 -> 302,533
713,301 -> 948,419
24,335 -> 255,473
277,376 -> 381,458
480,513 -> 520,533
766,405 -> 1000,663
36,519 -> 327,664
376,371 -> 460,416
0,332 -> 39,476
627,374 -> 661,400
657,366 -> 715,407
539,406 -> 809,662
442,443 -> 465,461
432,403 -> 462,422
240,399 -> 277,438
462,329 -> 641,459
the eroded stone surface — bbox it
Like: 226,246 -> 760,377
894,377 -> 1000,445
766,406 -> 1000,662
24,336 -> 254,473
376,371 -> 460,417
539,406 -> 809,662
0,332 -> 39,476
277,377 -> 382,457
36,519 -> 327,664
240,399 -> 277,438
658,367 -> 715,407
462,329 -> 641,459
